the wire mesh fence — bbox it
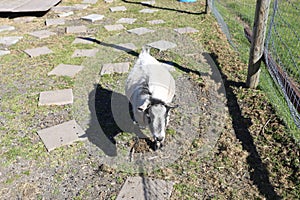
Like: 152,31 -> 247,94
208,0 -> 300,129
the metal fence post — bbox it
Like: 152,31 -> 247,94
246,0 -> 271,88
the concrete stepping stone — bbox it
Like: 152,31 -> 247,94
52,4 -> 89,13
174,27 -> 199,34
82,0 -> 98,4
45,18 -> 65,26
116,177 -> 174,200
58,11 -> 74,18
147,40 -> 177,51
0,25 -> 15,32
101,62 -> 130,75
13,17 -> 36,23
72,37 -> 94,44
71,49 -> 99,57
0,50 -> 10,56
104,24 -> 124,31
127,27 -> 155,35
81,14 -> 104,22
39,88 -> 73,106
29,30 -> 56,39
66,25 -> 87,34
147,19 -> 165,25
48,64 -> 84,77
139,8 -> 158,13
113,43 -> 137,52
0,36 -> 23,46
141,1 -> 155,5
105,0 -> 113,2
110,6 -> 127,12
37,120 -> 86,152
24,46 -> 53,57
116,18 -> 136,24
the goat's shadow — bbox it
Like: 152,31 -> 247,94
84,84 -> 148,157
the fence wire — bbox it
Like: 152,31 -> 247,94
209,0 -> 300,129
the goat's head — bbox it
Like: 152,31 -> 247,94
138,97 -> 178,149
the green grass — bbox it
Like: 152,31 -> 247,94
213,0 -> 300,141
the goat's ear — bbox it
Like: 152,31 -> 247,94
138,99 -> 151,112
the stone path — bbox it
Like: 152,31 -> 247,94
0,0 -> 204,198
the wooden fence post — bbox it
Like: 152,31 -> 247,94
246,0 -> 271,88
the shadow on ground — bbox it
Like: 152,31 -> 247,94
210,53 -> 281,200
84,84 -> 148,156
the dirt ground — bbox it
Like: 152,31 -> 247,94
0,0 -> 299,199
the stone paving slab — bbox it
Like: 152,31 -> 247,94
38,88 -> 73,106
0,36 -> 23,46
72,37 -> 94,44
0,50 -> 10,56
71,49 -> 99,57
147,40 -> 177,51
37,120 -> 86,152
139,8 -> 158,13
0,0 -> 61,12
66,25 -> 87,34
127,27 -> 155,35
105,0 -> 113,2
116,18 -> 137,24
48,64 -> 84,77
101,62 -> 130,75
13,17 -> 36,23
147,19 -> 165,25
82,0 -> 98,4
29,30 -> 56,39
110,6 -> 127,12
45,18 -> 65,26
24,46 -> 53,57
116,177 -> 174,200
141,1 -> 155,5
58,11 -> 74,18
81,14 -> 105,22
174,27 -> 199,34
113,43 -> 137,52
0,25 -> 15,32
104,24 -> 124,31
52,4 -> 89,13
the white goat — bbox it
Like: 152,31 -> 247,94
125,46 -> 176,148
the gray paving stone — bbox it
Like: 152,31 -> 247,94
29,30 -> 56,39
13,17 -> 36,23
58,11 -> 74,17
147,19 -> 165,25
45,18 -> 65,26
39,88 -> 73,106
24,46 -> 53,57
48,64 -> 84,77
116,18 -> 137,24
81,14 -> 104,22
71,49 -> 99,57
104,0 -> 113,2
139,8 -> 158,13
104,24 -> 124,31
141,1 -> 155,5
37,120 -> 86,152
0,25 -> 15,32
127,27 -> 155,35
0,50 -> 10,56
82,0 -> 98,4
52,4 -> 89,13
101,62 -> 130,75
116,177 -> 174,200
0,36 -> 23,46
66,25 -> 87,34
147,40 -> 177,51
113,43 -> 137,52
72,37 -> 94,44
110,6 -> 127,12
174,27 -> 199,34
